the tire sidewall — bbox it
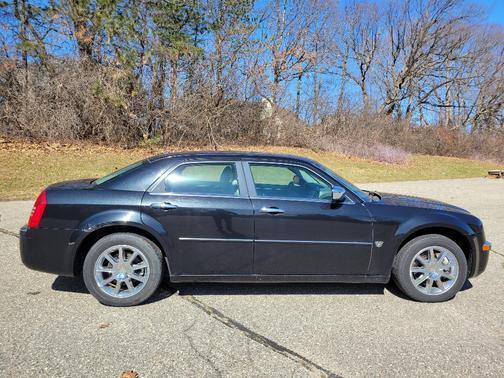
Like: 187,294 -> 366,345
83,233 -> 163,306
394,235 -> 468,302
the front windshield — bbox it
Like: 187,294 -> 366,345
311,160 -> 369,202
94,161 -> 143,186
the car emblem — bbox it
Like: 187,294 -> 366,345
375,241 -> 384,248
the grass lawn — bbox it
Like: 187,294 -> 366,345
0,141 -> 498,200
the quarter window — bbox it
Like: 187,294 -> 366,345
249,163 -> 332,200
161,163 -> 240,196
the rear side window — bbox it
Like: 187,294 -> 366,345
94,161 -> 143,186
160,163 -> 240,196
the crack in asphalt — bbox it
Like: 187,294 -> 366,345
491,249 -> 504,258
0,227 -> 19,238
182,295 -> 341,378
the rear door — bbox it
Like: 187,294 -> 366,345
244,161 -> 373,276
141,160 -> 254,276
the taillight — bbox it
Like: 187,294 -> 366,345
28,191 -> 47,229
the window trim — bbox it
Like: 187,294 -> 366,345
242,161 -> 355,204
149,160 -> 248,198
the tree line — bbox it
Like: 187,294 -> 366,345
0,0 -> 503,157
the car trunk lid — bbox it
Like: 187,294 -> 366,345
46,178 -> 96,191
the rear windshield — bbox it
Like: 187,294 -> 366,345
94,161 -> 143,186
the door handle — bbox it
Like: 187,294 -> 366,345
150,202 -> 178,210
260,206 -> 285,215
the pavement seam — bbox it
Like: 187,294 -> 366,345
491,249 -> 504,258
0,227 -> 19,238
182,294 -> 341,378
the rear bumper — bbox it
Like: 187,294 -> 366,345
20,226 -> 77,277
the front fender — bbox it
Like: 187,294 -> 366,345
394,213 -> 476,246
369,212 -> 476,277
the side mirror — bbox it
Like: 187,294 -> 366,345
331,185 -> 346,202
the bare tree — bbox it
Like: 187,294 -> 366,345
206,0 -> 256,104
462,28 -> 504,131
344,0 -> 380,113
377,0 -> 474,118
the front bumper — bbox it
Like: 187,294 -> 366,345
469,234 -> 490,278
20,225 -> 77,277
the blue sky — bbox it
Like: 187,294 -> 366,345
255,0 -> 504,25
485,0 -> 504,25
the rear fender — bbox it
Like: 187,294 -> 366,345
69,209 -> 172,271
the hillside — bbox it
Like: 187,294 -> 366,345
0,142 -> 497,200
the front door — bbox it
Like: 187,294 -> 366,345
244,162 -> 373,275
141,161 -> 254,276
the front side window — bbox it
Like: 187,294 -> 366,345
249,163 -> 332,200
162,163 -> 240,196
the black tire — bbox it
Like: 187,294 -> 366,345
392,234 -> 468,302
83,233 -> 164,306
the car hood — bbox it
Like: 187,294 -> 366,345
46,178 -> 96,190
377,192 -> 470,214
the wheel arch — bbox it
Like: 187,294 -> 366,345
396,226 -> 474,274
73,224 -> 170,276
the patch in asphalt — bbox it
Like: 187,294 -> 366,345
182,294 -> 341,378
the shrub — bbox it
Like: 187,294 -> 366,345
1,60 -> 503,163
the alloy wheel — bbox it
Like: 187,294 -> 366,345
409,246 -> 459,295
94,245 -> 150,298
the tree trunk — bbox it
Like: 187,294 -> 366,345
169,57 -> 178,107
215,34 -> 224,105
362,83 -> 369,114
14,0 -> 28,87
295,69 -> 302,117
158,58 -> 166,110
312,44 -> 319,126
73,19 -> 94,59
337,49 -> 349,116
215,0 -> 224,104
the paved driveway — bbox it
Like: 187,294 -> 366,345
0,178 -> 503,377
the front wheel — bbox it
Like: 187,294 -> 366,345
83,233 -> 164,306
392,234 -> 468,302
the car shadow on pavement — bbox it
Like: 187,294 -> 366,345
174,282 -> 389,296
51,276 -> 178,304
173,278 -> 472,300
51,276 -> 89,294
51,275 -> 391,299
51,276 -> 473,302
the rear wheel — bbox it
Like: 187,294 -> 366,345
83,233 -> 164,306
392,234 -> 468,302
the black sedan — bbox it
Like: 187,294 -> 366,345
20,152 -> 490,306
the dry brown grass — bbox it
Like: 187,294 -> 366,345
0,141 -> 498,200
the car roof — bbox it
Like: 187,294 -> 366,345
148,151 -> 317,164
